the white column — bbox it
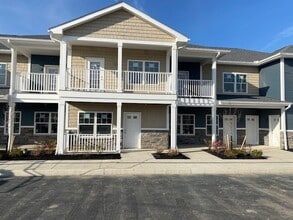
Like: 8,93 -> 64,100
170,102 -> 177,150
59,41 -> 67,91
116,102 -> 122,152
117,42 -> 123,92
7,47 -> 17,151
56,100 -> 66,155
67,44 -> 72,69
281,107 -> 288,150
280,58 -> 285,101
171,44 -> 178,94
211,57 -> 217,143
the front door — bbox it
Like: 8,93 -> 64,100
123,112 -> 141,149
87,58 -> 104,90
269,115 -> 280,147
223,115 -> 237,146
246,115 -> 259,145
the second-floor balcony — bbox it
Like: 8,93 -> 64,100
178,79 -> 213,98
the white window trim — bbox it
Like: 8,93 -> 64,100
177,114 -> 195,136
34,112 -> 58,135
44,65 -> 59,74
78,111 -> 113,135
223,72 -> 248,94
0,63 -> 7,86
4,111 -> 21,135
127,59 -> 161,72
206,114 -> 219,136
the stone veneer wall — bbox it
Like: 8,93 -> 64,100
140,130 -> 169,149
259,130 -> 269,145
281,131 -> 293,149
177,129 -> 223,146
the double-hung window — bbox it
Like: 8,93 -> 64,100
4,111 -> 21,135
206,115 -> 219,136
34,112 -> 58,134
177,114 -> 195,135
0,63 -> 7,86
79,112 -> 112,135
128,60 -> 160,84
223,72 -> 247,93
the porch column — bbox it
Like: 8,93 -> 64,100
170,102 -> 177,150
117,42 -> 123,92
211,57 -> 217,143
171,44 -> 178,94
116,102 -> 122,153
59,40 -> 67,91
7,47 -> 17,151
56,100 -> 66,155
281,107 -> 288,150
280,58 -> 288,150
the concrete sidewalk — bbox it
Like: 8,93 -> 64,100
1,146 -> 293,177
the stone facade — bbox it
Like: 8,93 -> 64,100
177,129 -> 223,146
259,129 -> 269,145
140,130 -> 169,149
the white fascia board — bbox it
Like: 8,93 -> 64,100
0,49 -> 11,54
217,60 -> 259,66
217,100 -> 290,108
49,2 -> 189,42
185,47 -> 230,54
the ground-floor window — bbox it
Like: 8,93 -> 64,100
177,114 -> 195,135
206,115 -> 219,136
78,112 -> 112,135
34,112 -> 57,134
4,111 -> 21,135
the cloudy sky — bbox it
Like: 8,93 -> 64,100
1,0 -> 293,52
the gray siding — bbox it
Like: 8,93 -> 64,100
259,60 -> 280,99
285,59 -> 293,130
178,62 -> 201,79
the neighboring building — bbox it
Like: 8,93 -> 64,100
0,2 -> 291,154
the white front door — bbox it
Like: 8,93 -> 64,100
223,115 -> 237,145
269,115 -> 280,147
87,58 -> 104,90
246,115 -> 259,145
123,112 -> 141,149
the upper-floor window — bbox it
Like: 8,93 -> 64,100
44,65 -> 59,74
223,72 -> 247,93
0,63 -> 7,86
128,60 -> 160,84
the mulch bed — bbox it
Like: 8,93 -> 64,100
287,149 -> 293,152
204,150 -> 267,159
0,152 -> 121,160
152,153 -> 190,159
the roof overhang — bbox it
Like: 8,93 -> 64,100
217,100 -> 291,109
49,2 -> 189,43
0,37 -> 59,57
179,47 -> 230,62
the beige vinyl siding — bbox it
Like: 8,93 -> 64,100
202,64 -> 259,95
64,9 -> 175,42
68,102 -> 167,129
0,54 -> 28,87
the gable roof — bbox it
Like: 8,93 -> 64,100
49,2 -> 189,42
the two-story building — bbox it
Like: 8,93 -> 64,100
0,2 -> 291,154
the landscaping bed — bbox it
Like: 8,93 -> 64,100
204,148 -> 266,159
152,152 -> 189,159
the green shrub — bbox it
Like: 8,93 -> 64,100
224,149 -> 237,159
9,148 -> 23,158
250,149 -> 263,158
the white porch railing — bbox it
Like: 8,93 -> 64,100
65,133 -> 117,153
15,72 -> 58,93
123,71 -> 172,93
178,79 -> 213,97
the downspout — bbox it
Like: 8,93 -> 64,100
284,104 -> 292,150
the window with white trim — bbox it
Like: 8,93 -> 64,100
128,60 -> 160,84
34,112 -> 58,134
206,115 -> 219,136
4,111 -> 21,135
79,112 -> 112,135
44,65 -> 59,74
223,72 -> 247,93
0,63 -> 7,86
177,114 -> 195,135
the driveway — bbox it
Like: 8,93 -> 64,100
0,175 -> 292,219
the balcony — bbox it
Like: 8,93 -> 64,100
15,72 -> 58,93
178,79 -> 213,98
67,68 -> 173,94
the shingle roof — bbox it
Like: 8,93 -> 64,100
272,45 -> 293,54
0,34 -> 50,40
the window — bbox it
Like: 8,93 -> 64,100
177,114 -> 195,135
44,65 -> 59,74
4,111 -> 21,135
0,63 -> 7,86
223,73 -> 247,93
79,112 -> 112,135
34,112 -> 58,134
206,115 -> 219,136
128,60 -> 160,84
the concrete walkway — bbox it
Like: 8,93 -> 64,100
1,146 -> 293,177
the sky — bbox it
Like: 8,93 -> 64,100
1,0 -> 293,53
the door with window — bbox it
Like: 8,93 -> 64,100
123,112 -> 141,149
223,115 -> 237,145
44,65 -> 59,91
269,115 -> 280,147
87,58 -> 104,90
246,115 -> 259,145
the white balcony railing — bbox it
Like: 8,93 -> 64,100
65,133 -> 117,153
15,72 -> 58,93
178,79 -> 213,98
